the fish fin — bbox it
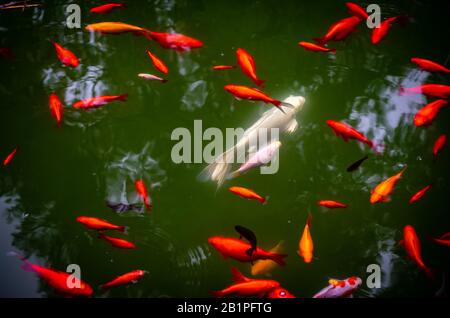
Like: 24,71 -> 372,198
118,94 -> 128,102
306,213 -> 312,228
118,226 -> 126,233
330,48 -> 337,54
382,196 -> 391,203
229,169 -> 240,180
209,290 -> 224,298
313,37 -> 326,45
231,267 -> 251,283
262,196 -> 269,205
399,239 -> 404,246
279,102 -> 295,109
255,79 -> 266,87
285,119 -> 298,134
269,253 -> 288,266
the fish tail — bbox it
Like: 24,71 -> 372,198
209,290 -> 224,298
98,232 -> 106,239
255,79 -> 266,87
7,252 -> 35,273
199,146 -> 236,187
142,30 -> 155,41
118,226 -> 126,233
306,212 -> 313,227
330,48 -> 337,54
270,253 -> 288,266
261,196 -> 269,205
423,266 -> 437,281
229,169 -> 241,179
118,94 -> 128,102
313,37 -> 326,45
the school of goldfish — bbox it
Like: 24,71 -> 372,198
1,1 -> 449,298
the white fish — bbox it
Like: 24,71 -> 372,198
201,95 -> 305,186
138,73 -> 167,83
231,141 -> 281,178
313,277 -> 362,298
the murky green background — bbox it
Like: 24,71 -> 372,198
1,0 -> 449,298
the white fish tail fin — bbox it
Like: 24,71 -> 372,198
199,146 -> 236,187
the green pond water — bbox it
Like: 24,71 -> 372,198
0,0 -> 449,298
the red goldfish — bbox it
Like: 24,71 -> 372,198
49,93 -> 64,126
146,49 -> 168,74
210,267 -> 280,297
236,48 -> 265,87
314,16 -> 362,45
433,134 -> 446,158
318,200 -> 347,209
229,186 -> 267,204
346,2 -> 369,20
208,237 -> 287,265
146,31 -> 203,51
99,233 -> 135,249
76,216 -> 126,232
213,65 -> 236,70
401,225 -> 434,278
3,148 -> 17,166
266,287 -> 295,298
224,84 -> 293,113
370,167 -> 406,204
298,41 -> 336,53
326,120 -> 377,150
414,100 -> 448,127
313,277 -> 362,298
11,253 -> 93,296
371,16 -> 401,45
298,214 -> 314,263
73,94 -> 128,109
135,179 -> 151,210
409,185 -> 431,204
90,3 -> 125,14
52,41 -> 79,68
101,270 -> 146,289
400,84 -> 450,99
411,58 -> 450,73
432,233 -> 450,248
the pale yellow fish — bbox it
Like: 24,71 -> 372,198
251,241 -> 284,276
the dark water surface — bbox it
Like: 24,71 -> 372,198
0,0 -> 449,298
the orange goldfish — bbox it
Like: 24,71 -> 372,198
433,134 -> 446,158
409,185 -> 431,204
298,214 -> 314,263
52,41 -> 79,68
298,41 -> 336,53
414,100 -> 448,127
213,65 -> 236,70
210,267 -> 280,297
370,167 -> 406,204
236,48 -> 265,87
251,241 -> 284,276
146,49 -> 168,74
101,270 -> 146,289
135,179 -> 151,210
99,233 -> 135,249
76,216 -> 126,232
371,17 -> 401,44
314,16 -> 362,45
73,94 -> 128,109
401,225 -> 434,278
229,186 -> 267,204
326,120 -> 377,150
3,147 -> 17,166
49,93 -> 64,126
318,200 -> 347,209
85,22 -> 149,35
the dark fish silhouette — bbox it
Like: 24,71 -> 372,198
234,225 -> 257,263
346,155 -> 369,172
106,201 -> 144,213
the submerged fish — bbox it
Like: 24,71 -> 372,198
346,155 -> 369,172
210,267 -> 280,298
146,49 -> 168,74
73,94 -> 128,109
346,2 -> 369,20
236,48 -> 265,87
213,65 -> 236,70
370,167 -> 406,204
135,179 -> 151,210
90,3 -> 125,14
49,93 -> 64,127
76,216 -> 126,232
414,100 -> 448,127
85,22 -> 149,35
433,134 -> 447,158
201,95 -> 305,186
327,120 -> 377,151
138,73 -> 167,83
371,16 -> 401,45
411,58 -> 450,73
235,225 -> 257,262
318,200 -> 347,209
3,147 -> 17,166
99,233 -> 136,249
298,41 -> 336,53
229,186 -> 267,204
409,185 -> 431,204
401,225 -> 434,279
146,31 -> 203,51
313,277 -> 362,298
101,270 -> 146,289
231,141 -> 281,178
314,16 -> 362,45
298,213 -> 313,263
251,241 -> 284,276
52,41 -> 79,68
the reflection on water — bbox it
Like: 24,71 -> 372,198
181,80 -> 208,111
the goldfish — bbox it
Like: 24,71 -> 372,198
99,233 -> 136,249
370,167 -> 406,204
90,3 -> 125,14
138,73 -> 167,83
371,16 -> 401,45
432,233 -> 450,248
146,49 -> 168,74
52,41 -> 79,68
210,267 -> 280,298
229,186 -> 267,204
409,185 -> 431,204
298,214 -> 314,263
73,94 -> 128,109
313,277 -> 362,298
101,270 -> 146,289
10,252 -> 93,296
236,48 -> 265,87
346,155 -> 369,172
411,58 -> 450,73
3,147 -> 17,166
326,120 -> 377,150
85,22 -> 149,35
208,236 -> 287,265
266,286 -> 295,298
251,241 -> 284,276
49,93 -> 64,126
146,31 -> 203,51
346,2 -> 369,20
314,16 -> 362,45
298,41 -> 336,53
76,216 -> 126,232
401,225 -> 434,278
400,84 -> 450,99
231,141 -> 281,178
433,134 -> 446,158
202,95 -> 305,186
235,225 -> 257,261
224,84 -> 293,113
318,200 -> 347,209
414,100 -> 448,127
213,65 -> 236,70
135,179 -> 151,210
